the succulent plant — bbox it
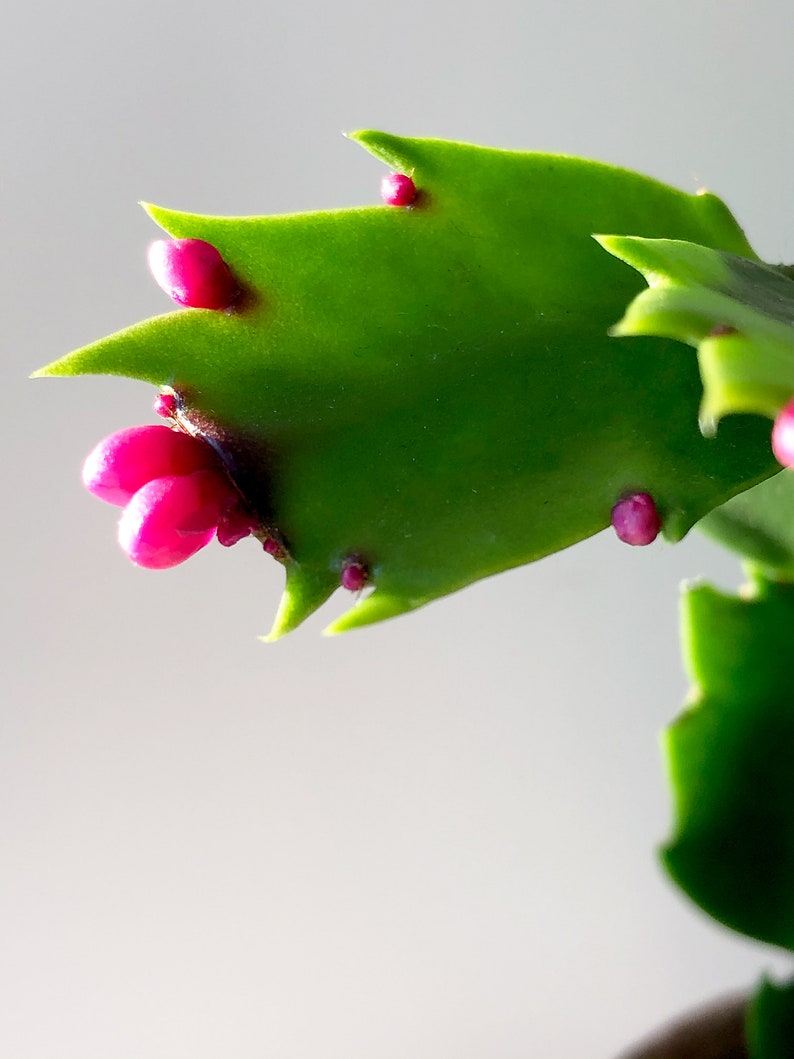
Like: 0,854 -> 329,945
35,129 -> 794,1054
34,130 -> 779,640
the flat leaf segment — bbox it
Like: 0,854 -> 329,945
35,133 -> 776,635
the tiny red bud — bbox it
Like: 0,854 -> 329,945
153,391 -> 177,418
708,324 -> 738,337
216,500 -> 257,547
381,173 -> 416,207
341,558 -> 369,592
611,492 -> 661,546
148,238 -> 239,310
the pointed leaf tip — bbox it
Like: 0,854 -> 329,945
323,591 -> 416,636
264,564 -> 338,641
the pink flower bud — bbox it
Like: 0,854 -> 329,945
83,425 -> 217,506
772,398 -> 794,467
118,469 -> 233,569
611,492 -> 661,546
153,391 -> 177,418
341,558 -> 369,591
147,238 -> 239,310
381,173 -> 417,207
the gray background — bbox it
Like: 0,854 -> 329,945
3,1 -> 793,1056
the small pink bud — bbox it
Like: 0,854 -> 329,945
148,238 -> 239,310
153,391 -> 177,418
341,558 -> 369,592
772,398 -> 794,467
381,173 -> 416,207
611,492 -> 661,546
216,500 -> 257,547
263,537 -> 281,556
118,469 -> 233,569
83,425 -> 217,506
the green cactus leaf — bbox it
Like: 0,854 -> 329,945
34,132 -> 778,635
697,470 -> 794,579
600,235 -> 794,434
662,573 -> 794,950
747,977 -> 794,1059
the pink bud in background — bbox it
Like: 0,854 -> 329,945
83,425 -> 217,506
772,398 -> 794,468
381,173 -> 417,207
611,492 -> 661,546
148,238 -> 239,310
341,558 -> 369,591
118,469 -> 234,569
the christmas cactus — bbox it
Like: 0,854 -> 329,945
34,131 -> 794,1057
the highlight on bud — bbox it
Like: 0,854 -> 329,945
611,492 -> 662,546
772,398 -> 794,468
83,421 -> 256,569
147,238 -> 239,310
380,172 -> 416,207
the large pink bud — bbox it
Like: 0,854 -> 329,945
118,469 -> 234,569
147,238 -> 239,310
83,425 -> 217,506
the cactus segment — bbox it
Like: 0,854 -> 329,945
599,235 -> 794,433
34,133 -> 780,635
695,470 -> 794,580
662,573 -> 794,951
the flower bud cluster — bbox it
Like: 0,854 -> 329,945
83,425 -> 255,568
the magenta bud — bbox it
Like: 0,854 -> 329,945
611,492 -> 661,546
341,558 -> 369,592
263,537 -> 281,556
148,238 -> 239,310
772,398 -> 794,467
118,469 -> 233,569
381,173 -> 417,207
83,425 -> 217,506
153,391 -> 177,418
216,500 -> 257,547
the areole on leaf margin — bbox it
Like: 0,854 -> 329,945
33,131 -> 778,638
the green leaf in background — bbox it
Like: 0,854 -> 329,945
600,235 -> 794,434
697,470 -> 794,580
34,133 -> 777,636
662,573 -> 794,950
746,977 -> 794,1059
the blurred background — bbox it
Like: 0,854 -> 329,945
3,1 -> 793,1056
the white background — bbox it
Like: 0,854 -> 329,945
3,1 -> 793,1056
